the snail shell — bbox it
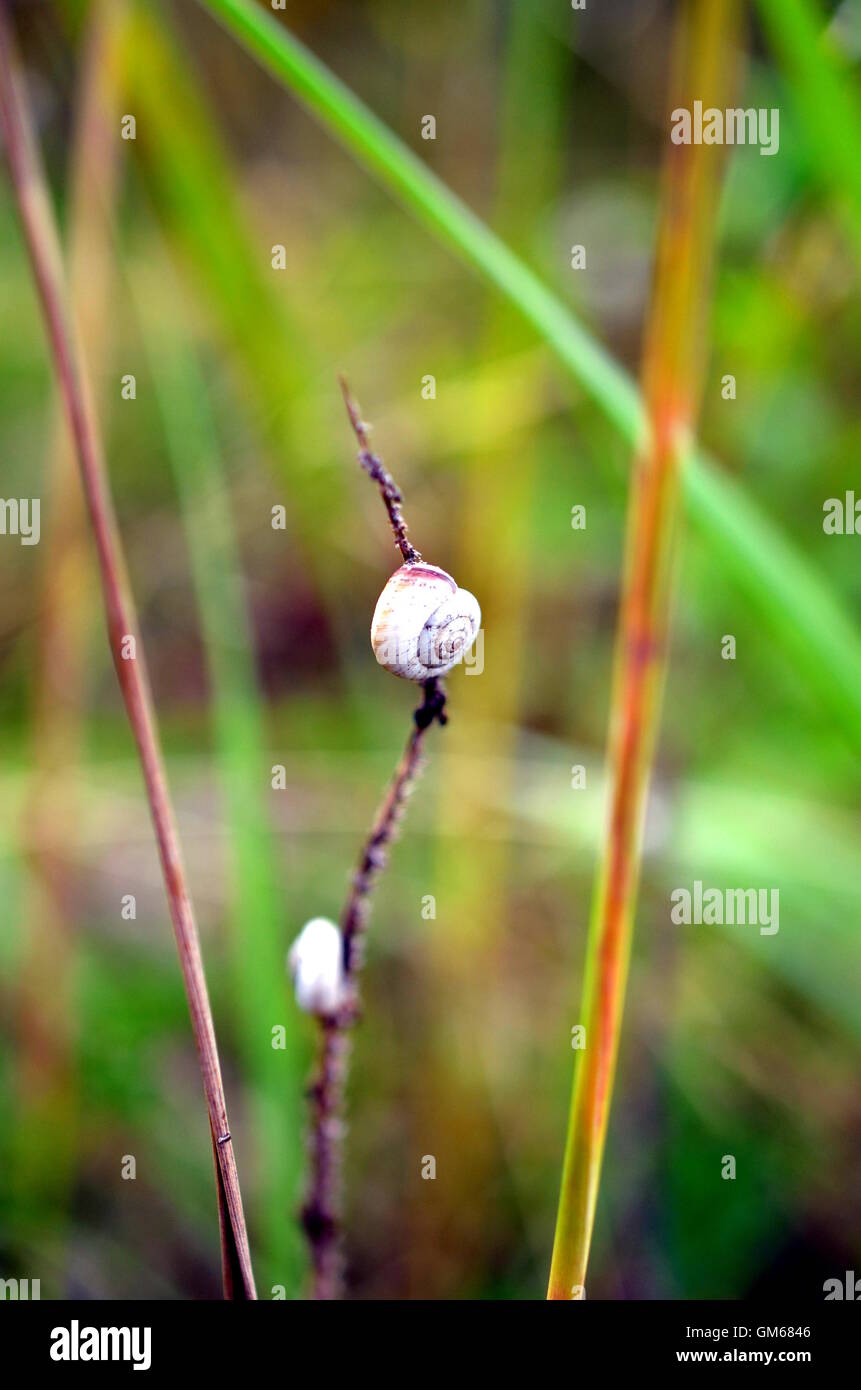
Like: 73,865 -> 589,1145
287,917 -> 346,1017
370,563 -> 481,682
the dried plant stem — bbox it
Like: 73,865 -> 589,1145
339,376 -> 420,564
0,5 -> 255,1299
547,0 -> 739,1300
17,0 -> 123,1211
302,1017 -> 349,1301
341,681 -> 445,980
303,680 -> 444,1299
300,395 -> 446,1298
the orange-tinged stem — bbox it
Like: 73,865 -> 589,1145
547,0 -> 740,1299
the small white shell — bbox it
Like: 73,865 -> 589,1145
370,563 -> 481,681
287,917 -> 345,1016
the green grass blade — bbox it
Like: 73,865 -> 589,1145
196,0 -> 861,749
124,3 -> 354,614
198,0 -> 641,436
126,2 -> 309,425
756,0 -> 861,257
686,452 -> 861,737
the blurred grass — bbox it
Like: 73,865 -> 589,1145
414,0 -> 571,1287
130,247 -> 306,1294
549,0 -> 741,1297
198,0 -> 861,756
757,0 -> 861,260
0,0 -> 859,1302
123,0 -> 352,612
11,0 -> 123,1276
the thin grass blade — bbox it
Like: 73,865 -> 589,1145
0,6 -> 256,1299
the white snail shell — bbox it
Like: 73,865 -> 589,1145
287,917 -> 346,1017
370,562 -> 481,682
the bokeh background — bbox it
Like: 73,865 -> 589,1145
0,0 -> 859,1299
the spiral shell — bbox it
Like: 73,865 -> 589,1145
370,563 -> 481,681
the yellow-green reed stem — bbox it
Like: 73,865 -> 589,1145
547,0 -> 740,1300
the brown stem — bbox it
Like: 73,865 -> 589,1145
0,5 -> 256,1299
300,1018 -> 349,1301
339,376 -> 420,564
342,679 -> 446,984
301,672 -> 446,1298
16,0 -> 122,1222
299,390 -> 446,1296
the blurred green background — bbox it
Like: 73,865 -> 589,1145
0,0 -> 859,1299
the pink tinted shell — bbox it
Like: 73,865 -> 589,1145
370,563 -> 480,681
